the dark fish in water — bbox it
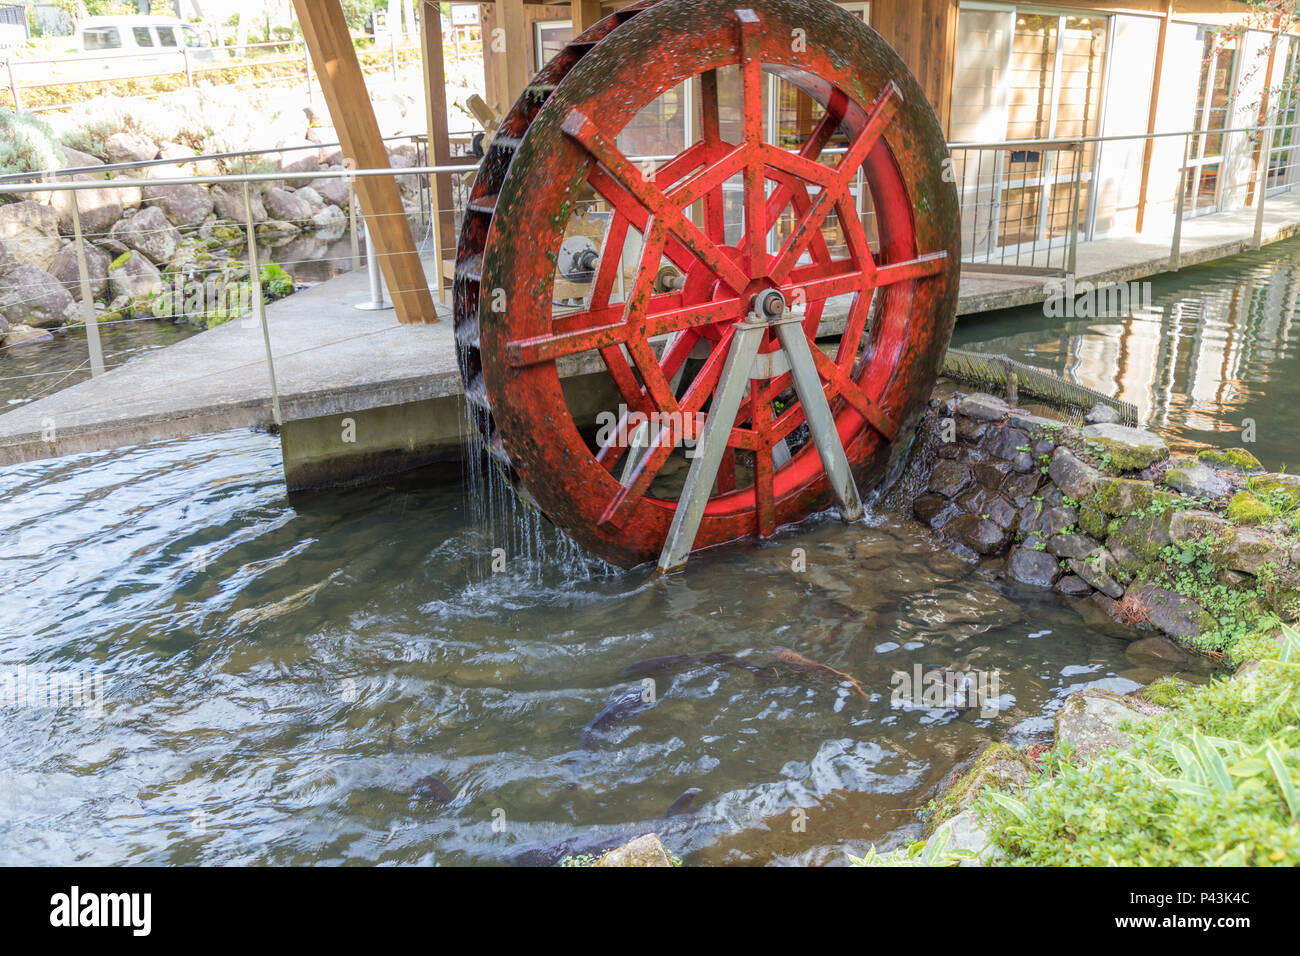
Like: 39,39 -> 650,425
408,774 -> 455,804
621,652 -> 773,681
387,722 -> 455,804
663,787 -> 702,817
581,687 -> 652,750
503,788 -> 704,866
769,645 -> 872,706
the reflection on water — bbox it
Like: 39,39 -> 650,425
0,431 -> 1215,866
953,237 -> 1300,470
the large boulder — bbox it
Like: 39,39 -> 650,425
277,138 -> 321,175
60,145 -> 106,169
142,183 -> 214,228
107,249 -> 163,302
0,201 -> 61,270
311,204 -> 346,241
1054,688 -> 1165,762
1163,458 -> 1232,499
211,184 -> 266,225
104,131 -> 157,165
307,175 -> 350,208
49,242 -> 110,302
262,187 -> 312,223
1049,447 -> 1103,500
0,265 -> 76,328
110,206 -> 181,264
50,180 -> 141,237
1078,423 -> 1169,472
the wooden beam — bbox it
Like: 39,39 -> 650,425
421,0 -> 456,270
572,0 -> 604,33
500,0 -> 533,106
293,0 -> 437,325
1135,1 -> 1174,234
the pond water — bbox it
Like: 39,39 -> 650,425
0,429 -> 1216,866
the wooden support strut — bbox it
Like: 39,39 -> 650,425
420,1 -> 457,273
293,0 -> 437,325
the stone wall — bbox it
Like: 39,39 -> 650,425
911,389 -> 1300,658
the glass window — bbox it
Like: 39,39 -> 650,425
534,20 -> 572,72
157,26 -> 178,47
182,24 -> 203,47
133,27 -> 155,47
83,27 -> 122,50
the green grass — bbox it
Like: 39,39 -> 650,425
972,627 -> 1300,866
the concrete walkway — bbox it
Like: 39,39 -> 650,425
2,190 -> 1299,469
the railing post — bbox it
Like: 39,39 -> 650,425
5,57 -> 19,111
69,190 -> 105,378
355,214 -> 392,311
243,183 -> 283,427
390,28 -> 399,81
182,45 -> 193,87
1068,143 -> 1082,277
1170,132 -> 1190,272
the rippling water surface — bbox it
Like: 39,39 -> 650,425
0,429 -> 1215,866
954,237 -> 1300,471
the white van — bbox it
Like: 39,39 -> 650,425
76,15 -> 222,72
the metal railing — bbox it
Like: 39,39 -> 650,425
949,120 -> 1300,278
5,119 -> 1300,411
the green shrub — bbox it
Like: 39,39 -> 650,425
0,110 -> 63,175
976,640 -> 1300,866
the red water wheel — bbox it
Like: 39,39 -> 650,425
454,0 -> 960,570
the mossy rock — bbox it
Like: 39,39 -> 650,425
1250,475 -> 1300,511
1078,423 -> 1169,472
1093,476 -> 1177,517
1107,510 -> 1174,564
1197,447 -> 1264,474
1227,490 -> 1272,525
108,249 -> 133,270
1140,676 -> 1195,708
923,742 -> 1033,837
1079,503 -> 1109,540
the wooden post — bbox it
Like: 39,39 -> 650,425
421,0 -> 457,282
1135,1 -> 1175,234
482,0 -> 532,109
572,0 -> 604,33
293,0 -> 437,325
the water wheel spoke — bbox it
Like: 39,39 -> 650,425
874,252 -> 949,286
739,11 -> 768,272
769,82 -> 901,285
563,109 -> 751,294
589,214 -> 630,311
587,166 -> 697,271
